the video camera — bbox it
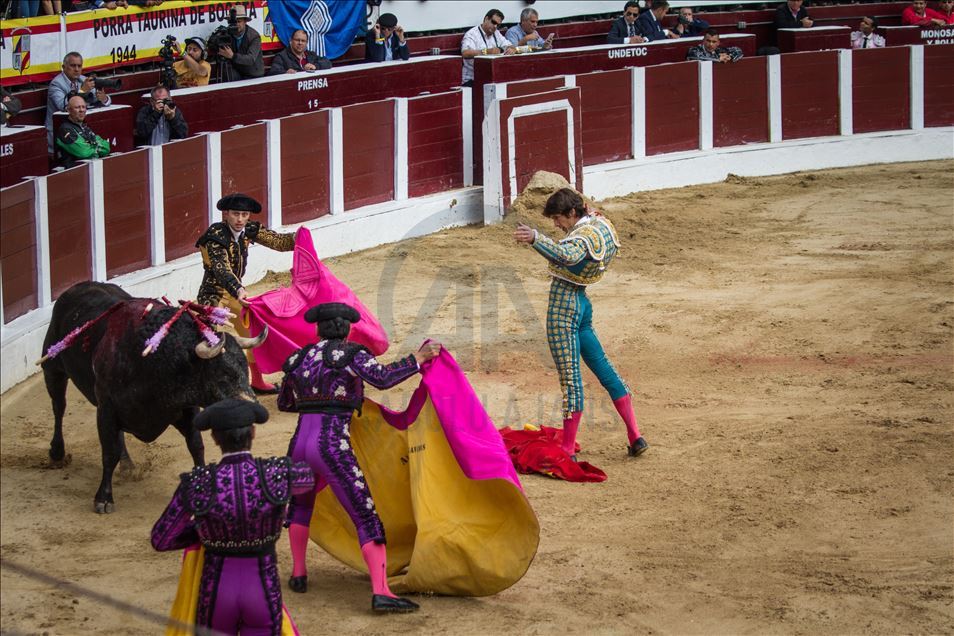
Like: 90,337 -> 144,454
158,34 -> 178,90
207,8 -> 240,56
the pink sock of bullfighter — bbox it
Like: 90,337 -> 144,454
613,394 -> 641,444
561,411 -> 582,455
361,541 -> 396,597
288,523 -> 310,578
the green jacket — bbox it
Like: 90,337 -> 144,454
55,119 -> 110,168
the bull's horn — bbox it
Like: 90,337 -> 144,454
233,326 -> 268,349
195,338 -> 226,359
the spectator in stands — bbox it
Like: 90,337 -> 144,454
135,85 -> 188,146
938,0 -> 954,23
901,0 -> 947,25
607,1 -> 647,44
173,37 -> 211,87
505,7 -> 555,50
686,29 -> 743,63
92,0 -> 128,8
851,16 -> 885,49
1,88 -> 22,127
673,7 -> 710,37
46,52 -> 112,153
55,94 -> 110,169
461,9 -> 516,87
774,0 -> 813,30
937,0 -> 954,23
272,29 -> 332,74
217,4 -> 264,82
15,1 -> 41,17
637,0 -> 681,41
365,13 -> 410,62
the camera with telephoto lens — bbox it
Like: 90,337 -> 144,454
678,15 -> 692,25
162,98 -> 176,109
89,74 -> 123,90
158,34 -> 178,90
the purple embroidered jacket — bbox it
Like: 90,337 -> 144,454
278,340 -> 419,413
151,453 -> 315,553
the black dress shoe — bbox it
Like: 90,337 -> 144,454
288,576 -> 307,593
372,594 -> 420,613
627,437 -> 649,457
252,383 -> 280,395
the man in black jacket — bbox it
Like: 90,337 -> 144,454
269,29 -> 332,75
217,4 -> 264,82
135,85 -> 188,146
607,1 -> 646,44
365,12 -> 410,62
774,0 -> 814,30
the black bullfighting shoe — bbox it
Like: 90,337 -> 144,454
627,437 -> 649,457
252,382 -> 280,395
372,594 -> 420,613
288,576 -> 307,593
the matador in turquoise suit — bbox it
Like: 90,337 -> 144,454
514,188 -> 648,459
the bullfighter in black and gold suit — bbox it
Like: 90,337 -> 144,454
196,193 -> 295,393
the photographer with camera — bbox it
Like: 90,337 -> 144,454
210,5 -> 264,83
672,7 -> 709,38
173,37 -> 211,88
55,93 -> 110,169
135,85 -> 188,146
45,52 -> 113,153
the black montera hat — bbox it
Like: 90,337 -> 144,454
194,398 -> 269,431
216,193 -> 262,213
304,302 -> 361,324
378,13 -> 398,28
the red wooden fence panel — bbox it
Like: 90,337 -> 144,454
162,136 -> 209,262
407,92 -> 464,198
852,46 -> 910,134
280,111 -> 331,225
645,62 -> 699,155
221,124 -> 269,219
102,149 -> 151,278
576,68 -> 632,165
0,182 -> 38,323
46,165 -> 92,299
342,100 -> 395,210
713,56 -> 769,147
781,50 -> 840,140
924,44 -> 954,128
505,77 -> 568,98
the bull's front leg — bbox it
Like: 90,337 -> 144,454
174,408 -> 205,467
94,406 -> 123,514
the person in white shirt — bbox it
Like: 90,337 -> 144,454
850,16 -> 885,49
460,8 -> 516,86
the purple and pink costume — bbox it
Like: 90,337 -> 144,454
151,454 -> 314,635
278,339 -> 419,545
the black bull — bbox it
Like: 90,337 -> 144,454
41,282 -> 265,513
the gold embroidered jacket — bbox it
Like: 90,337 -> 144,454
195,221 -> 295,306
531,215 -> 622,286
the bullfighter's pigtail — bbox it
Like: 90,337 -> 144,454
36,301 -> 125,365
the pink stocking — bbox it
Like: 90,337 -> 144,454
561,411 -> 582,455
288,523 -> 310,578
361,541 -> 396,598
613,394 -> 641,444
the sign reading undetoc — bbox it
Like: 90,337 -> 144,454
1,0 -> 281,86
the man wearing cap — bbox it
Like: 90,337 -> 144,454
513,188 -> 649,461
365,13 -> 410,62
196,193 -> 296,393
278,302 -> 442,613
217,4 -> 265,81
173,37 -> 211,88
269,29 -> 332,75
152,398 -> 315,635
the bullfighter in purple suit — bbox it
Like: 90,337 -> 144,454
279,302 -> 441,613
151,398 -> 314,635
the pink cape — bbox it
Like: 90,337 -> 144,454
244,227 -> 389,374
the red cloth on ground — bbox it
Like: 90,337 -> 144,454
499,426 -> 607,483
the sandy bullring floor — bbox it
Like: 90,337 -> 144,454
1,160 -> 952,634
